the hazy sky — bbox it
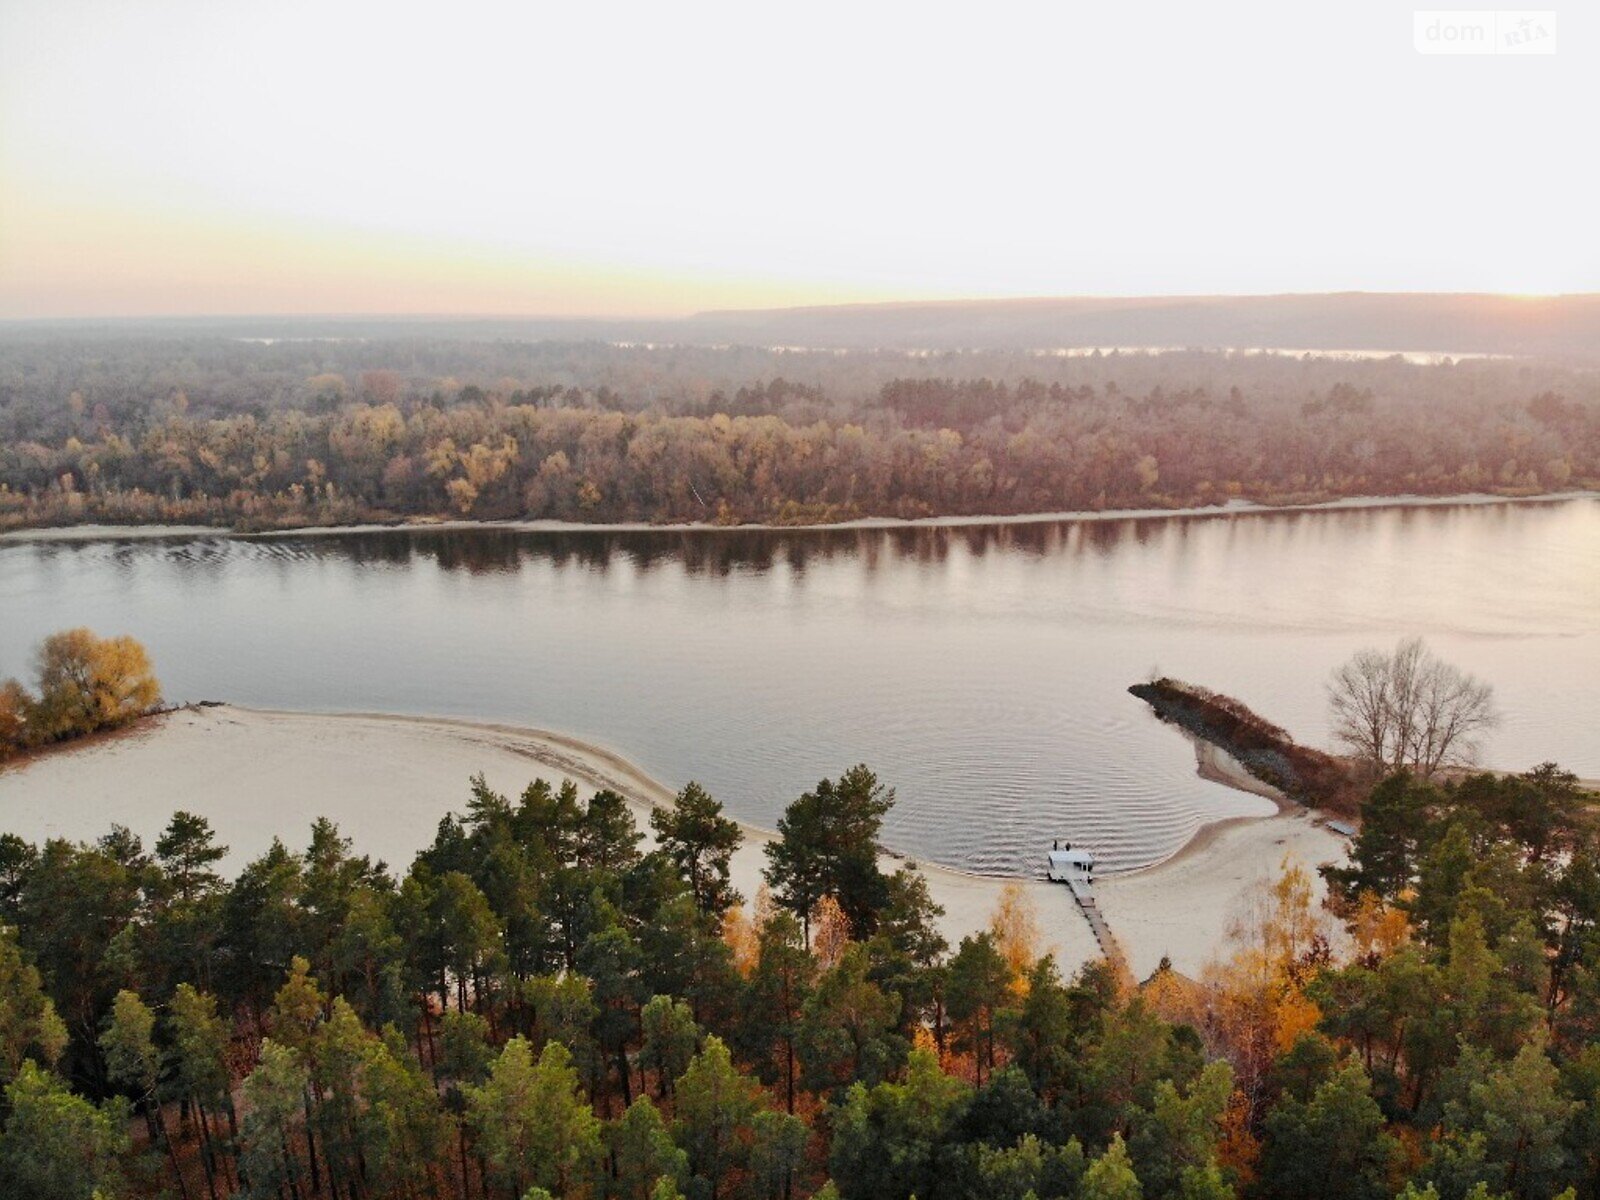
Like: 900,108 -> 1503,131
1,0 -> 1594,318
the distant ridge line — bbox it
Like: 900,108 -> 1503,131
5,293 -> 1599,358
685,293 -> 1600,358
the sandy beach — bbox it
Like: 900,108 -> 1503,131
2,489 -> 1591,544
0,705 -> 1346,978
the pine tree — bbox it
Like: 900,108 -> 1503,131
763,766 -> 894,942
651,783 -> 743,919
750,1109 -> 809,1200
672,1036 -> 760,1200
101,989 -> 189,1198
798,943 -> 904,1092
0,927 -> 67,1087
167,983 -> 236,1200
238,1039 -> 312,1200
1082,1134 -> 1143,1200
467,1036 -> 603,1197
0,1061 -> 130,1200
641,994 -> 700,1100
611,1095 -> 688,1200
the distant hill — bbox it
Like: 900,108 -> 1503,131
7,293 -> 1599,359
686,293 -> 1600,358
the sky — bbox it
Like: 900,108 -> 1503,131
1,0 -> 1595,319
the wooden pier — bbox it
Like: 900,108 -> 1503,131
1066,877 -> 1125,969
1047,846 -> 1128,974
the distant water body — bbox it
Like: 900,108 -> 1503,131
2,497 -> 1596,875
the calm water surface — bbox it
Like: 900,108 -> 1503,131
2,498 -> 1596,875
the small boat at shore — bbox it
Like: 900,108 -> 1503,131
1046,844 -> 1095,883
1047,844 -> 1125,968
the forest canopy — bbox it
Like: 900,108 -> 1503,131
0,750 -> 1596,1200
0,335 -> 1595,531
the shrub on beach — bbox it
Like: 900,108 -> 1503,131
0,628 -> 161,757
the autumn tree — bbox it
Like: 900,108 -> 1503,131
0,679 -> 29,758
29,627 -> 162,743
1189,861 -> 1329,1116
989,882 -> 1042,986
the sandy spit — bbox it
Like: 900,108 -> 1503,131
0,705 -> 1346,978
2,490 -> 1593,544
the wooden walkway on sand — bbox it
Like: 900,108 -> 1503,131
1065,877 -> 1128,973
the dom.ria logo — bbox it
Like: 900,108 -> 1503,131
1414,10 -> 1557,54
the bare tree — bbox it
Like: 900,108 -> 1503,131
1408,651 -> 1499,777
1327,648 -> 1392,771
1327,637 -> 1498,779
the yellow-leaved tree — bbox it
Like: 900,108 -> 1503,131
810,896 -> 852,970
720,903 -> 760,977
29,628 -> 162,743
989,881 -> 1042,993
1179,859 -> 1333,1123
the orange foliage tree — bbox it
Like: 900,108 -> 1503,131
1182,860 -> 1334,1121
989,882 -> 1042,994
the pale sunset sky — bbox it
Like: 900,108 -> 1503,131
1,0 -> 1594,319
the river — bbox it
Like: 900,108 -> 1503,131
2,496 -> 1596,874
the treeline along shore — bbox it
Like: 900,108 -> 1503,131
1,335 -> 1597,532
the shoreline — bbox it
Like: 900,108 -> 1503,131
3,703 -> 1305,881
1131,677 -> 1361,816
1,488 -> 1593,545
0,704 -> 1347,978
1190,736 -> 1293,811
1133,738 -> 1298,876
